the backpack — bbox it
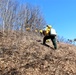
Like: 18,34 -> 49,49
50,28 -> 57,36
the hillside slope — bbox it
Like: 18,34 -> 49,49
0,32 -> 76,75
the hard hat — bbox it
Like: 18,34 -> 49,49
39,30 -> 43,33
47,25 -> 52,28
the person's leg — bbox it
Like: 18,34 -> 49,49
51,36 -> 57,49
43,36 -> 50,44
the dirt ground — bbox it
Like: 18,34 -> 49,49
0,31 -> 76,75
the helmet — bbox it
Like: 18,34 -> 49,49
39,30 -> 43,33
47,25 -> 52,28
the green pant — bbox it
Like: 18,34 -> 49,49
43,35 -> 57,49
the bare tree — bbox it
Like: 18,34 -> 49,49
0,0 -> 18,35
74,38 -> 76,45
23,4 -> 46,31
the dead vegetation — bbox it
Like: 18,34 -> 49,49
0,32 -> 76,75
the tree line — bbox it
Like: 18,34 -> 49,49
0,0 -> 46,35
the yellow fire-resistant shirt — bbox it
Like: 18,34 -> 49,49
44,27 -> 51,36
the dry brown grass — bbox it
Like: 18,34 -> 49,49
0,31 -> 76,75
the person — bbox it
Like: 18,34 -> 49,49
39,29 -> 43,36
39,29 -> 50,42
42,25 -> 57,49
